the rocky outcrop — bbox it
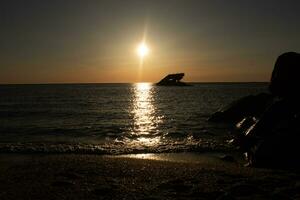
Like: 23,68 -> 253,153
208,93 -> 273,124
242,52 -> 300,168
238,98 -> 300,168
210,52 -> 300,168
269,52 -> 300,98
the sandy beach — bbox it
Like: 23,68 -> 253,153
0,153 -> 299,200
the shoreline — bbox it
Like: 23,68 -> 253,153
0,153 -> 299,199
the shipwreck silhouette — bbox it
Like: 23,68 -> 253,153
156,73 -> 190,86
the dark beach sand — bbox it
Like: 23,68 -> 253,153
0,153 -> 299,200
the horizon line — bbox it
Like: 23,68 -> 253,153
0,81 -> 269,85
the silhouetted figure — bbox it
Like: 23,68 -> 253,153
156,73 -> 189,86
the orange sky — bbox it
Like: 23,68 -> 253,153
1,1 -> 299,84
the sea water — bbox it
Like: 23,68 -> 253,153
0,83 -> 267,154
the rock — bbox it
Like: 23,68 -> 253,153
210,52 -> 300,168
269,52 -> 300,99
238,52 -> 300,168
235,117 -> 258,131
208,93 -> 272,123
243,98 -> 300,168
230,117 -> 258,151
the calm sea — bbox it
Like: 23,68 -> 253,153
0,83 -> 267,154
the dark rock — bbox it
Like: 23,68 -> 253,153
235,117 -> 257,131
237,52 -> 300,168
156,73 -> 190,86
210,52 -> 300,168
230,117 -> 258,151
208,93 -> 272,123
242,98 -> 300,168
269,52 -> 300,98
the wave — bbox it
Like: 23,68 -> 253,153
0,140 -> 231,155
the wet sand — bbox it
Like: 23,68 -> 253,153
0,153 -> 299,200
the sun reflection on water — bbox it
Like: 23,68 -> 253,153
129,83 -> 163,146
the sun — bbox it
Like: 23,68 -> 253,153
137,42 -> 149,58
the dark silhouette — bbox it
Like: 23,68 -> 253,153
208,93 -> 273,124
242,52 -> 300,168
156,73 -> 190,86
269,52 -> 300,98
210,52 -> 300,168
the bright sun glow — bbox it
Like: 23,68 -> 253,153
137,42 -> 149,58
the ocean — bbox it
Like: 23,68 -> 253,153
0,83 -> 268,154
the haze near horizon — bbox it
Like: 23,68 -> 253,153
1,0 -> 300,84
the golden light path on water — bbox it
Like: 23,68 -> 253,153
129,83 -> 163,147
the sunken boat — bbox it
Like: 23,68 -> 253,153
156,73 -> 190,86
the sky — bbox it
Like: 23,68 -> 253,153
1,0 -> 300,84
